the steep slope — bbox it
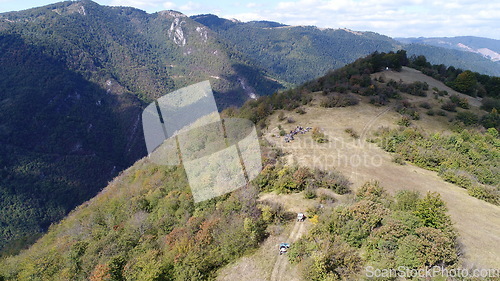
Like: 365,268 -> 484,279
0,1 -> 283,106
1,54 -> 495,280
0,159 -> 270,280
0,33 -> 145,254
0,0 -> 283,254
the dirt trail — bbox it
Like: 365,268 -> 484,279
270,220 -> 307,281
265,103 -> 500,269
216,193 -> 312,281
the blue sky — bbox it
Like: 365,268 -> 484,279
1,0 -> 499,39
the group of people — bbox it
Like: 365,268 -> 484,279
283,126 -> 312,143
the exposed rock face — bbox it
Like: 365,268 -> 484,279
196,26 -> 208,42
457,43 -> 500,62
169,17 -> 186,46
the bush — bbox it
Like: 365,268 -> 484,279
481,97 -> 500,112
426,110 -> 435,116
395,190 -> 420,211
480,109 -> 500,130
437,110 -> 447,116
304,186 -> 317,199
318,192 -> 336,204
287,117 -> 296,124
320,94 -> 359,108
397,116 -> 412,127
439,169 -> 474,189
278,111 -> 285,121
450,95 -> 470,109
296,107 -> 306,115
344,128 -> 359,139
419,102 -> 431,109
312,127 -> 328,143
441,101 -> 457,112
392,155 -> 405,165
398,81 -> 428,96
375,127 -> 499,205
468,186 -> 499,205
315,169 -> 351,194
456,111 -> 479,126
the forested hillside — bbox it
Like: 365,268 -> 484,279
1,50 -> 498,280
192,14 -> 398,85
398,36 -> 500,67
192,14 -> 500,81
0,0 -> 282,255
405,44 -> 500,76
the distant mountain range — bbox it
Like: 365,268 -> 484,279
397,36 -> 500,62
0,0 -> 499,255
192,14 -> 500,77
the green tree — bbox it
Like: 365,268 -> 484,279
414,192 -> 451,230
454,70 -> 477,96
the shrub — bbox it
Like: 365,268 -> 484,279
287,117 -> 296,123
480,109 -> 500,130
458,98 -> 470,109
468,186 -> 499,205
487,127 -> 499,137
279,129 -> 286,136
426,110 -> 435,116
356,181 -> 386,200
481,97 -> 500,112
439,169 -> 474,189
344,128 -> 360,139
450,94 -> 470,109
419,102 -> 431,109
441,101 -> 457,112
278,111 -> 285,121
397,116 -> 412,127
437,110 -> 447,116
312,127 -> 328,143
316,169 -> 351,194
399,81 -> 428,96
395,190 -> 420,211
392,155 -> 405,165
304,186 -> 317,199
320,93 -> 358,108
456,111 -> 479,126
296,107 -> 306,115
318,192 -> 336,204
414,192 -> 452,230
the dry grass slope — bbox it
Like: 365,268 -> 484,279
261,68 -> 500,269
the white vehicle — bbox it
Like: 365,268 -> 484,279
297,212 -> 305,222
279,243 -> 290,255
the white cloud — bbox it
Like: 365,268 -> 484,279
110,0 -> 164,9
222,0 -> 500,39
180,1 -> 202,11
162,1 -> 177,10
246,2 -> 260,8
